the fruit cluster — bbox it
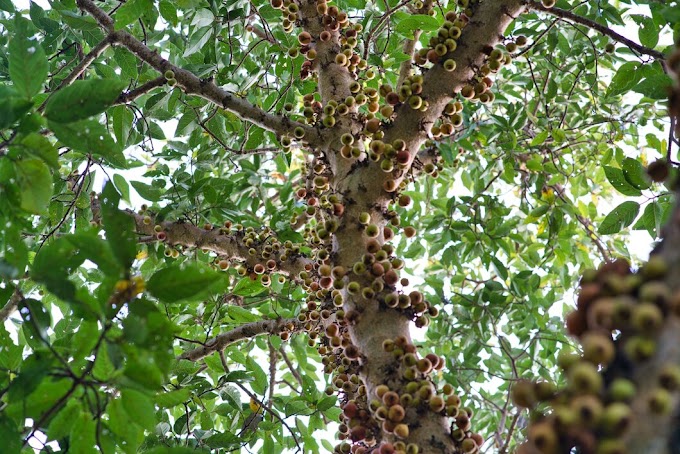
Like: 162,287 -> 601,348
516,256 -> 680,454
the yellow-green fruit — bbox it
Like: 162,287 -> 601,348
164,70 -> 175,80
443,59 -> 456,71
600,402 -> 632,436
394,423 -> 409,439
528,421 -> 558,454
631,303 -> 663,334
429,395 -> 445,412
595,439 -> 627,454
568,362 -> 603,394
648,388 -> 672,414
581,333 -> 615,366
511,380 -> 536,408
571,394 -> 603,426
608,378 -> 636,402
658,365 -> 680,391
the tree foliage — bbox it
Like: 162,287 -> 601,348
0,0 -> 679,453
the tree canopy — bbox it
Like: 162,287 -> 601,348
1,0 -> 680,453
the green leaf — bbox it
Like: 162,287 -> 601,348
603,166 -> 641,196
606,62 -> 642,98
64,231 -> 123,276
20,298 -> 51,348
0,414 -> 21,454
636,15 -> 659,48
113,174 -> 131,203
69,411 -> 96,454
316,395 -> 337,412
621,158 -> 651,190
633,73 -> 673,100
223,370 -> 253,383
15,158 -> 53,214
155,388 -> 191,408
227,306 -> 259,322
0,86 -> 34,129
101,182 -> 138,270
131,181 -> 163,201
108,398 -> 143,449
8,350 -> 52,400
232,277 -> 267,297
159,0 -> 178,25
246,356 -> 267,395
115,0 -> 154,29
599,201 -> 640,235
49,119 -> 127,168
17,133 -> 59,169
146,448 -> 209,454
122,388 -> 157,430
205,431 -> 241,448
394,14 -> 439,37
32,237 -> 81,303
44,79 -> 125,124
147,263 -> 222,303
530,131 -> 549,146
183,26 -> 213,57
0,0 -> 15,12
8,19 -> 48,99
47,400 -> 80,440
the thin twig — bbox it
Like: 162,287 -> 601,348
526,1 -> 666,61
177,317 -> 304,361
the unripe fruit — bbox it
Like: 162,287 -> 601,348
393,423 -> 409,439
572,394 -> 603,425
529,422 -> 558,453
388,404 -> 405,422
600,402 -> 632,436
443,59 -> 456,71
608,378 -> 636,402
581,333 -> 615,366
568,362 -> 602,394
375,385 -> 390,399
164,70 -> 175,80
649,388 -> 673,414
511,380 -> 536,408
632,303 -> 663,333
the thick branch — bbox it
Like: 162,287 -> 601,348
0,289 -> 21,323
622,45 -> 680,454
75,0 -> 321,144
128,210 -> 312,277
526,1 -> 666,61
397,30 -> 421,88
178,317 -> 303,361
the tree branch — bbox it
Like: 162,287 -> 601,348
0,289 -> 22,323
526,1 -> 666,61
177,317 -> 303,361
74,0 -> 322,144
622,44 -> 680,454
397,30 -> 421,88
128,210 -> 313,277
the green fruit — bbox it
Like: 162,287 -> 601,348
164,69 -> 175,80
